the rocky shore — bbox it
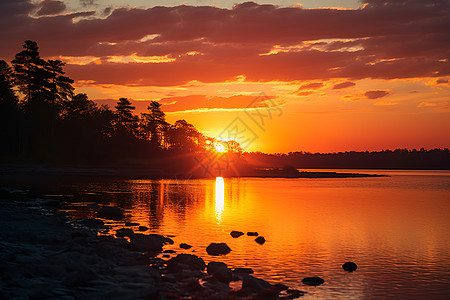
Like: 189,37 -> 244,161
0,188 -> 309,299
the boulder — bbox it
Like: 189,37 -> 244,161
130,233 -> 174,252
97,206 -> 124,221
233,267 -> 254,274
180,243 -> 192,249
342,261 -> 357,272
255,236 -> 266,245
242,275 -> 272,293
207,262 -> 233,283
230,231 -> 244,238
166,254 -> 206,271
206,243 -> 232,256
301,276 -> 324,286
247,232 -> 258,236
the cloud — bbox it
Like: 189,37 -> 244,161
297,91 -> 314,97
0,1 -> 448,85
158,94 -> 278,112
298,82 -> 324,90
436,78 -> 448,84
333,81 -> 356,89
365,90 -> 390,99
93,94 -> 278,113
417,101 -> 437,108
36,0 -> 66,16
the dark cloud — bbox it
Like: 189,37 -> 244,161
436,78 -> 448,84
298,82 -> 324,90
80,0 -> 96,7
36,0 -> 66,16
0,1 -> 448,85
333,81 -> 356,89
365,90 -> 390,99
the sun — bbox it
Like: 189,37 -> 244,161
214,141 -> 226,153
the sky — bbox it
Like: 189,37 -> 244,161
1,0 -> 449,153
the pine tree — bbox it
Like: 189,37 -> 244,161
114,98 -> 138,135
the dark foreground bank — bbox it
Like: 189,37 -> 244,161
0,189 -> 308,299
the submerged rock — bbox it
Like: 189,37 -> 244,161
301,276 -> 324,286
255,236 -> 266,245
125,222 -> 139,227
230,231 -> 244,238
180,243 -> 192,249
97,206 -> 124,221
206,243 -> 232,256
342,262 -> 357,272
138,226 -> 148,231
247,232 -> 258,236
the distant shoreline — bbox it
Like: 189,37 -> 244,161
0,163 -> 389,179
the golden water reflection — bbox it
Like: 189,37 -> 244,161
63,172 -> 450,299
214,177 -> 225,222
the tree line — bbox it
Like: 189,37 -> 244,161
244,148 -> 450,170
0,40 -> 241,166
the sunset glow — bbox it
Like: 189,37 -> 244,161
0,0 -> 448,153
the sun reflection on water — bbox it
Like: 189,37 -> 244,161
214,177 -> 225,222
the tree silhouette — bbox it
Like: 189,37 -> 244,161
11,40 -> 49,105
0,60 -> 18,105
46,59 -> 74,106
168,119 -> 202,151
140,101 -> 168,147
113,98 -> 139,136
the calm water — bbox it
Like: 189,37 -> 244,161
53,170 -> 450,299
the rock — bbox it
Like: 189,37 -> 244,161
255,236 -> 266,245
138,226 -> 148,231
287,289 -> 307,297
206,243 -> 232,256
86,203 -> 100,210
242,275 -> 272,293
125,222 -> 140,226
207,262 -> 233,283
230,231 -> 244,238
97,206 -> 124,221
180,243 -> 192,249
130,233 -> 174,252
233,267 -> 254,274
115,228 -> 134,238
273,283 -> 289,292
166,254 -> 206,271
342,262 -> 357,272
247,232 -> 258,236
301,276 -> 324,286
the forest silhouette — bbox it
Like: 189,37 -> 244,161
0,41 -> 448,173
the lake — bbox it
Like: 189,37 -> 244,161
48,170 -> 450,299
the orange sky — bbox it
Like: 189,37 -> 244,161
1,0 -> 449,153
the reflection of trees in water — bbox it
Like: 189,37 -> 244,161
162,180 -> 204,224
